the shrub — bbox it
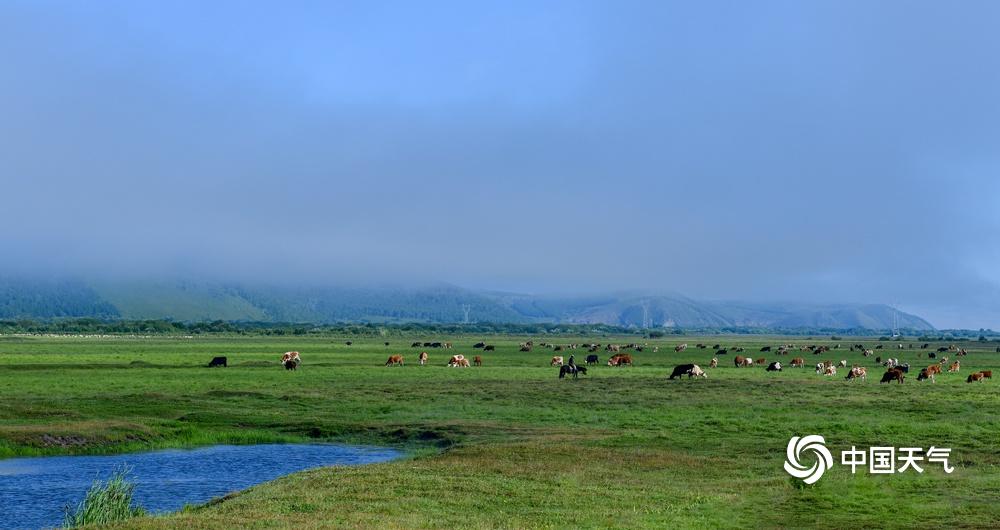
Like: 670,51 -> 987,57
63,466 -> 146,528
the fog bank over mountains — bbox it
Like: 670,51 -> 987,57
0,277 -> 934,331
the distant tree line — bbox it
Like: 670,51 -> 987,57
0,318 -> 996,338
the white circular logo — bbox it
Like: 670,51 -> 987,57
784,435 -> 833,484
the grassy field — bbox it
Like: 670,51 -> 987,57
1,334 -> 999,528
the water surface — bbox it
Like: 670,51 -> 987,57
0,443 -> 402,529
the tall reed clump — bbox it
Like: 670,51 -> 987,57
63,466 -> 146,528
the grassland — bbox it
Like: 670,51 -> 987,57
1,334 -> 999,528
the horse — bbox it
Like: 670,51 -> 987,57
559,365 -> 587,379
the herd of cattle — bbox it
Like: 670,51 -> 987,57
204,341 -> 996,385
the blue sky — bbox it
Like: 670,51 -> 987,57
2,1 -> 999,328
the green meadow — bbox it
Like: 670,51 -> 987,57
1,335 -> 998,528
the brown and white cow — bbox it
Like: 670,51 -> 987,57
448,354 -> 468,367
607,354 -> 633,367
281,351 -> 301,364
790,357 -> 805,368
845,366 -> 867,381
823,365 -> 837,376
551,356 -> 564,366
418,351 -> 428,365
675,344 -> 688,352
948,361 -> 960,373
967,372 -> 986,383
709,357 -> 718,368
917,364 -> 942,383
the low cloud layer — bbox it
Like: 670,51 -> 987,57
2,1 -> 999,328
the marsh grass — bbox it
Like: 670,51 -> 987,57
63,466 -> 146,528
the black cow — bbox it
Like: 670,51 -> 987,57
937,347 -> 948,352
484,345 -> 495,351
766,361 -> 782,372
474,342 -> 485,348
586,354 -> 599,365
411,342 -> 422,347
716,349 -> 728,355
760,346 -> 772,352
929,352 -> 936,359
207,356 -> 227,368
345,341 -> 353,346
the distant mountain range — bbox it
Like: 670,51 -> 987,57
0,277 -> 935,330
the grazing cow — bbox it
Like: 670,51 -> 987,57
559,364 -> 587,379
715,349 -> 728,356
674,344 -> 688,352
948,361 -> 960,373
735,355 -> 747,368
484,345 -> 495,351
281,352 -> 301,364
875,345 -> 883,350
411,342 -> 422,348
474,355 -> 483,366
419,351 -> 428,365
967,372 -> 985,383
982,370 -> 993,379
345,341 -> 353,346
838,360 -> 847,368
846,366 -> 867,382
709,357 -> 718,368
766,361 -> 782,372
207,356 -> 227,368
520,346 -> 532,352
937,347 -> 948,353
712,344 -> 721,350
880,369 -> 904,384
607,354 -> 633,367
551,356 -> 564,366
586,354 -> 599,365
790,357 -> 805,368
385,354 -> 404,366
917,364 -> 942,383
668,364 -> 707,379
823,366 -> 837,376
760,346 -> 772,352
863,349 -> 874,357
696,344 -> 707,349
448,354 -> 469,367
755,357 -> 766,365
474,342 -> 485,349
